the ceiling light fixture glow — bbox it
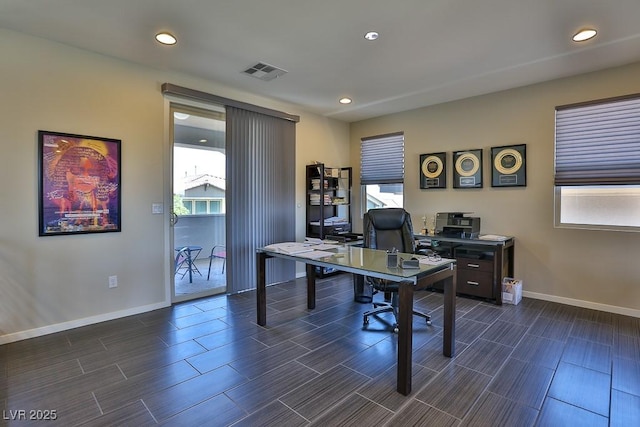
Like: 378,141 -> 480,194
155,32 -> 177,45
199,139 -> 208,143
339,97 -> 353,105
364,31 -> 379,41
572,28 -> 597,42
173,112 -> 190,120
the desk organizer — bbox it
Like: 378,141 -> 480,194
399,258 -> 420,269
387,250 -> 398,268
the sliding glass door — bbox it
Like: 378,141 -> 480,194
171,105 -> 227,302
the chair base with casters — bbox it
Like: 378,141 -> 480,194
362,285 -> 431,333
361,208 -> 432,333
207,245 -> 226,280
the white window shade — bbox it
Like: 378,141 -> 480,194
360,132 -> 404,185
555,94 -> 640,186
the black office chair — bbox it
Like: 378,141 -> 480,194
362,208 -> 431,332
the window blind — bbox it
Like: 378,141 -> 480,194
360,132 -> 404,185
555,94 -> 640,185
226,106 -> 296,293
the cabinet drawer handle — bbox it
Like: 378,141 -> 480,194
467,263 -> 480,268
466,281 -> 480,286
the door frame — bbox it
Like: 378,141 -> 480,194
166,101 -> 227,303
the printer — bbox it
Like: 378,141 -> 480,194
435,212 -> 481,239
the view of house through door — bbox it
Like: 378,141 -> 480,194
171,105 -> 227,302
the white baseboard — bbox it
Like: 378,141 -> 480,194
3,290 -> 637,345
0,301 -> 170,345
523,290 -> 640,319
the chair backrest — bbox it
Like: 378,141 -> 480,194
363,208 -> 416,253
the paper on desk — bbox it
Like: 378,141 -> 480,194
478,234 -> 508,241
304,237 -> 323,245
416,256 -> 456,266
295,250 -> 336,259
264,242 -> 315,254
311,243 -> 341,251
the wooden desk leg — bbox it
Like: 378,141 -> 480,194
495,246 -> 504,305
508,244 -> 515,277
256,252 -> 267,326
306,264 -> 316,309
443,268 -> 457,357
397,281 -> 413,395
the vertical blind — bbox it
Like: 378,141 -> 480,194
226,106 -> 296,294
360,132 -> 405,185
555,94 -> 640,185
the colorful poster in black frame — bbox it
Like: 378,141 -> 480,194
38,130 -> 122,236
453,149 -> 483,188
491,144 -> 526,187
419,152 -> 446,189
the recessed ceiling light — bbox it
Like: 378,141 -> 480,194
155,32 -> 177,45
173,112 -> 190,120
572,28 -> 597,42
339,97 -> 353,105
364,31 -> 379,41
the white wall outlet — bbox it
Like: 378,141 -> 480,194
108,275 -> 118,288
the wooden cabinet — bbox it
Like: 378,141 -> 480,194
306,163 -> 352,239
456,257 -> 495,298
417,235 -> 514,304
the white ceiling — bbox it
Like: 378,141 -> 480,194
2,0 -> 640,123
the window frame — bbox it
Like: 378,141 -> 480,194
360,132 -> 405,216
554,93 -> 640,232
181,198 -> 225,215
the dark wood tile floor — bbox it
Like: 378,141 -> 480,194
1,273 -> 639,426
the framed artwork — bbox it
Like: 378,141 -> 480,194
453,149 -> 483,188
491,144 -> 526,187
38,130 -> 121,236
419,152 -> 446,189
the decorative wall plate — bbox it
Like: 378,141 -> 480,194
419,152 -> 446,189
453,149 -> 483,188
491,144 -> 526,187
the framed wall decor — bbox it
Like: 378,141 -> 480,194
491,144 -> 526,187
38,130 -> 121,236
419,152 -> 446,189
453,149 -> 483,188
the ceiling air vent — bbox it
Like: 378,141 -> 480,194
243,62 -> 287,81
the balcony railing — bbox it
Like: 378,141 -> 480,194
174,214 -> 226,250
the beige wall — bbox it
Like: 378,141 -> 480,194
2,26 -> 638,343
350,61 -> 640,316
0,29 -> 349,343
295,112 -> 351,247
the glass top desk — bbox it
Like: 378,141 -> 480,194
256,244 -> 457,396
